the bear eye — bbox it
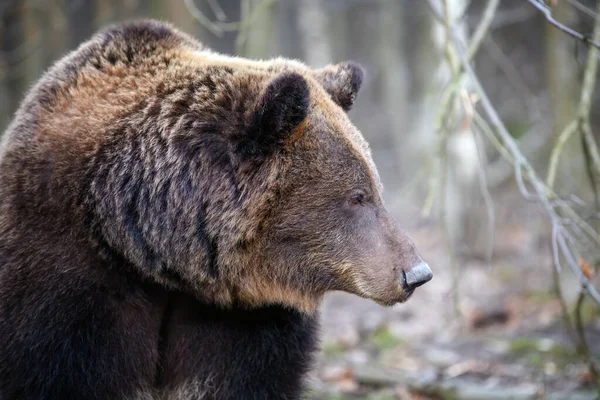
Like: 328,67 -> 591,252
348,192 -> 365,206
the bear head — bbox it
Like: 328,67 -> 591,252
228,64 -> 432,312
14,21 -> 431,314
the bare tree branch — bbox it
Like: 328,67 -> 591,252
565,0 -> 600,20
547,120 -> 578,188
526,0 -> 600,49
467,0 -> 499,60
185,0 -> 274,37
450,32 -> 600,306
207,0 -> 227,22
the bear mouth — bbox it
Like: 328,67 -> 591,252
369,286 -> 415,307
402,288 -> 415,300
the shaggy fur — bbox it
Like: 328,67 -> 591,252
0,20 -> 427,400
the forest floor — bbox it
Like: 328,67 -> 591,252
307,196 -> 600,400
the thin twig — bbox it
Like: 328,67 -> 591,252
235,0 -> 251,55
551,248 -> 579,345
574,290 -> 600,386
570,1 -> 600,389
547,120 -> 578,188
185,0 -> 275,37
483,36 -> 542,122
461,91 -> 495,264
421,159 -> 440,217
442,0 -> 458,75
526,0 -> 600,49
434,0 -> 501,134
425,0 -> 445,23
472,135 -> 496,264
185,0 -> 224,36
440,0 -> 461,318
474,111 -> 514,164
467,0 -> 500,60
428,0 -> 502,316
581,121 -> 600,206
582,128 -> 600,208
207,0 -> 227,22
450,32 -> 600,306
577,14 -> 600,170
564,0 -> 600,20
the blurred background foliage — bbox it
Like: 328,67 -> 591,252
3,0 -> 600,398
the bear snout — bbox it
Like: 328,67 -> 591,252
401,262 -> 433,293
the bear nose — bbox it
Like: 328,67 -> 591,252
402,262 -> 433,290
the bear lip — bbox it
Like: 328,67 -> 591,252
368,285 -> 415,307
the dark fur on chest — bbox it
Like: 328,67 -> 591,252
0,252 -> 318,400
157,294 -> 319,399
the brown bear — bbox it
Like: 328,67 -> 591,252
0,20 -> 432,400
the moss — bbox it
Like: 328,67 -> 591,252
325,395 -> 349,400
366,392 -> 396,400
369,327 -> 405,351
508,337 -> 542,353
546,343 -> 576,362
523,289 -> 557,303
322,341 -> 348,357
508,337 -> 576,368
523,352 -> 544,368
576,299 -> 600,325
305,390 -> 351,400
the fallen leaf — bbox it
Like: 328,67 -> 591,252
578,258 -> 594,280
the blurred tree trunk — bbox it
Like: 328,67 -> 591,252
298,0 -> 332,66
324,2 -> 351,63
546,2 -> 584,194
237,0 -> 276,58
400,1 -> 481,256
444,0 -> 485,257
377,0 -> 409,187
275,1 -> 302,59
163,0 -> 198,37
546,3 -> 586,308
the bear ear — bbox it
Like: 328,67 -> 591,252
314,61 -> 364,111
243,73 -> 310,158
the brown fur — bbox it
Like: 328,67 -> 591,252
0,20 -> 429,399
1,20 -> 412,311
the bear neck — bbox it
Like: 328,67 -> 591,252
156,291 -> 320,398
